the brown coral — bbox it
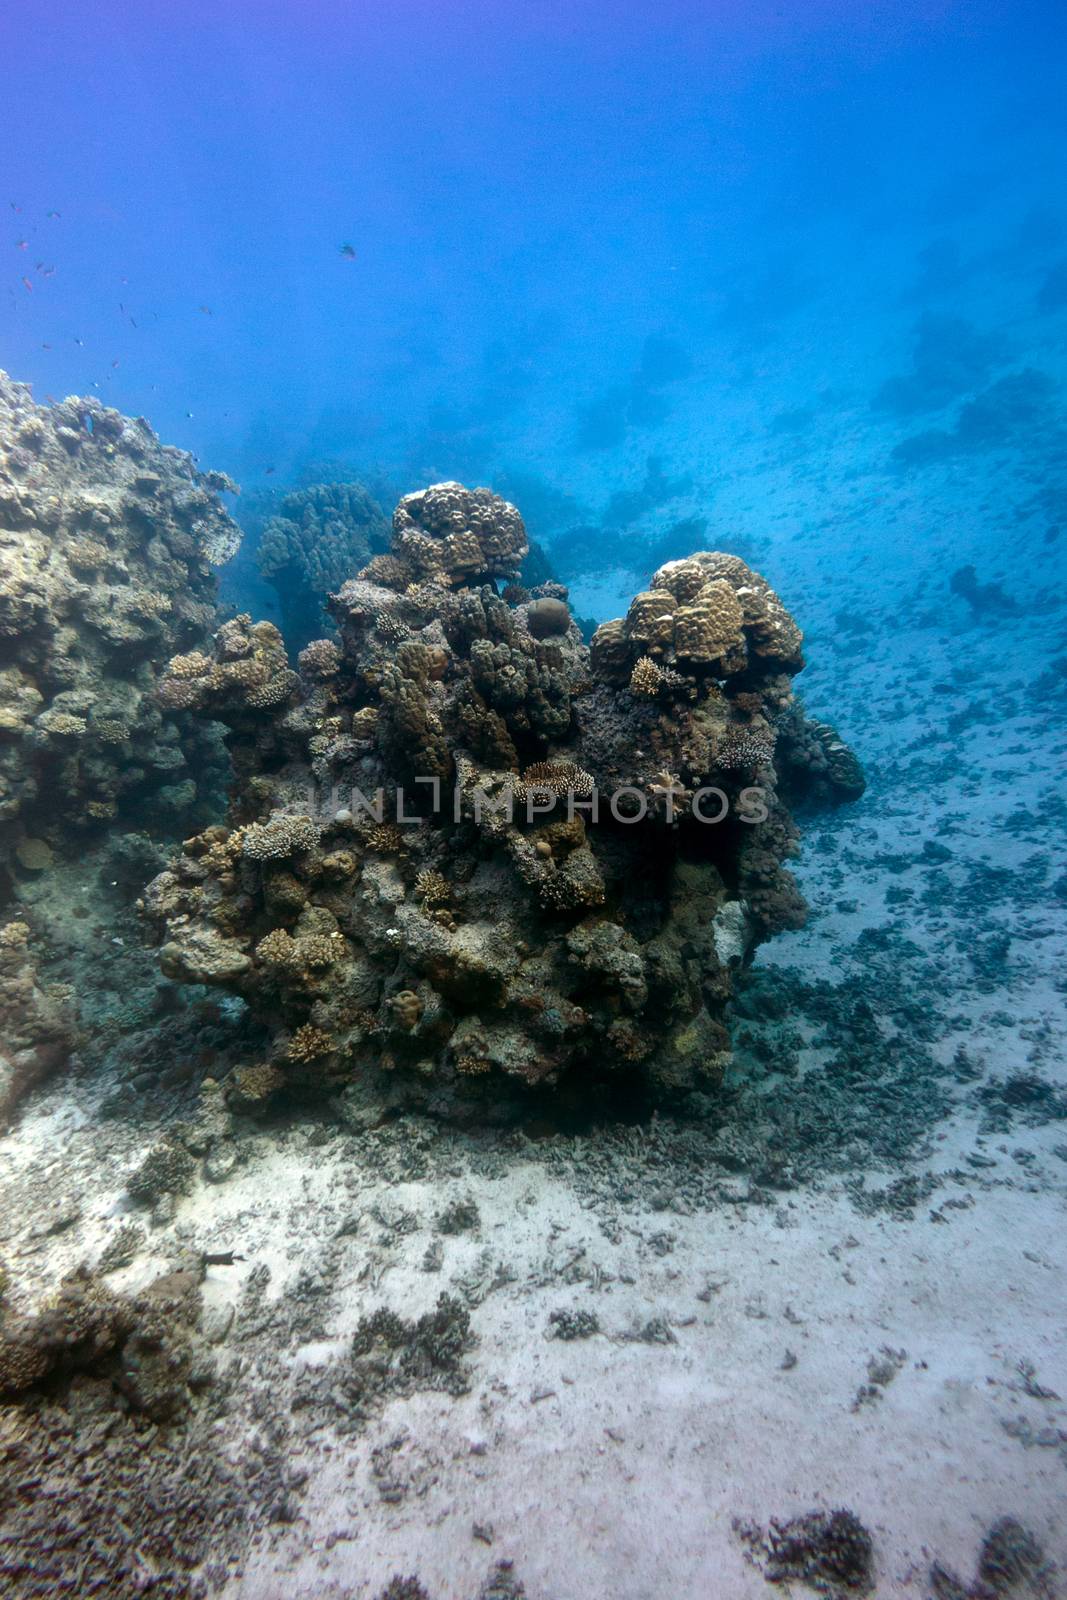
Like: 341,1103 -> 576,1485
286,1023 -> 336,1062
240,813 -> 320,861
144,499 -> 849,1114
392,482 -> 528,585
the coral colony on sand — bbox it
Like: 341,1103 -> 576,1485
144,475 -> 863,1118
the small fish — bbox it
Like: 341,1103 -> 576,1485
46,209 -> 61,218
16,239 -> 27,249
41,342 -> 51,350
265,466 -> 276,475
74,337 -> 83,345
41,266 -> 55,277
198,304 -> 212,314
21,276 -> 32,292
9,202 -> 21,212
339,242 -> 357,260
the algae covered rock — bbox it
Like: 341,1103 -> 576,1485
0,1260 -> 207,1422
145,480 -> 861,1116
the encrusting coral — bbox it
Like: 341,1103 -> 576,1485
0,1259 -> 208,1423
144,480 -> 862,1117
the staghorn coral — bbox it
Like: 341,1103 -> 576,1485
285,1022 -> 336,1063
628,654 -> 686,698
515,760 -> 595,804
414,869 -> 450,906
240,812 -> 320,861
144,483 -> 859,1114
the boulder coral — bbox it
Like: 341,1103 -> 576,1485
256,480 -> 390,648
0,1259 -> 207,1422
145,481 -> 862,1117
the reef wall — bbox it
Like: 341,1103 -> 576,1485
0,372 -> 241,878
146,480 -> 858,1120
0,371 -> 242,1119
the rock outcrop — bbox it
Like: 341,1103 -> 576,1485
0,371 -> 242,1117
145,481 -> 859,1118
0,372 -> 241,885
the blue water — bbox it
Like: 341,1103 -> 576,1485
4,0 -> 1065,613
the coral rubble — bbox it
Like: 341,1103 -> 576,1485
146,481 -> 860,1115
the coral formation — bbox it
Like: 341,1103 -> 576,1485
256,480 -> 390,648
145,482 -> 860,1115
0,371 -> 239,888
0,1260 -> 207,1423
774,702 -> 866,808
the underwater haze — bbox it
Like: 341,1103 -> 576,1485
2,3 -> 1067,1599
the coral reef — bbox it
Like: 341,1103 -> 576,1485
0,1259 -> 207,1422
0,371 -> 244,1118
774,702 -> 866,808
256,480 -> 390,649
0,371 -> 240,885
145,483 -> 859,1116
